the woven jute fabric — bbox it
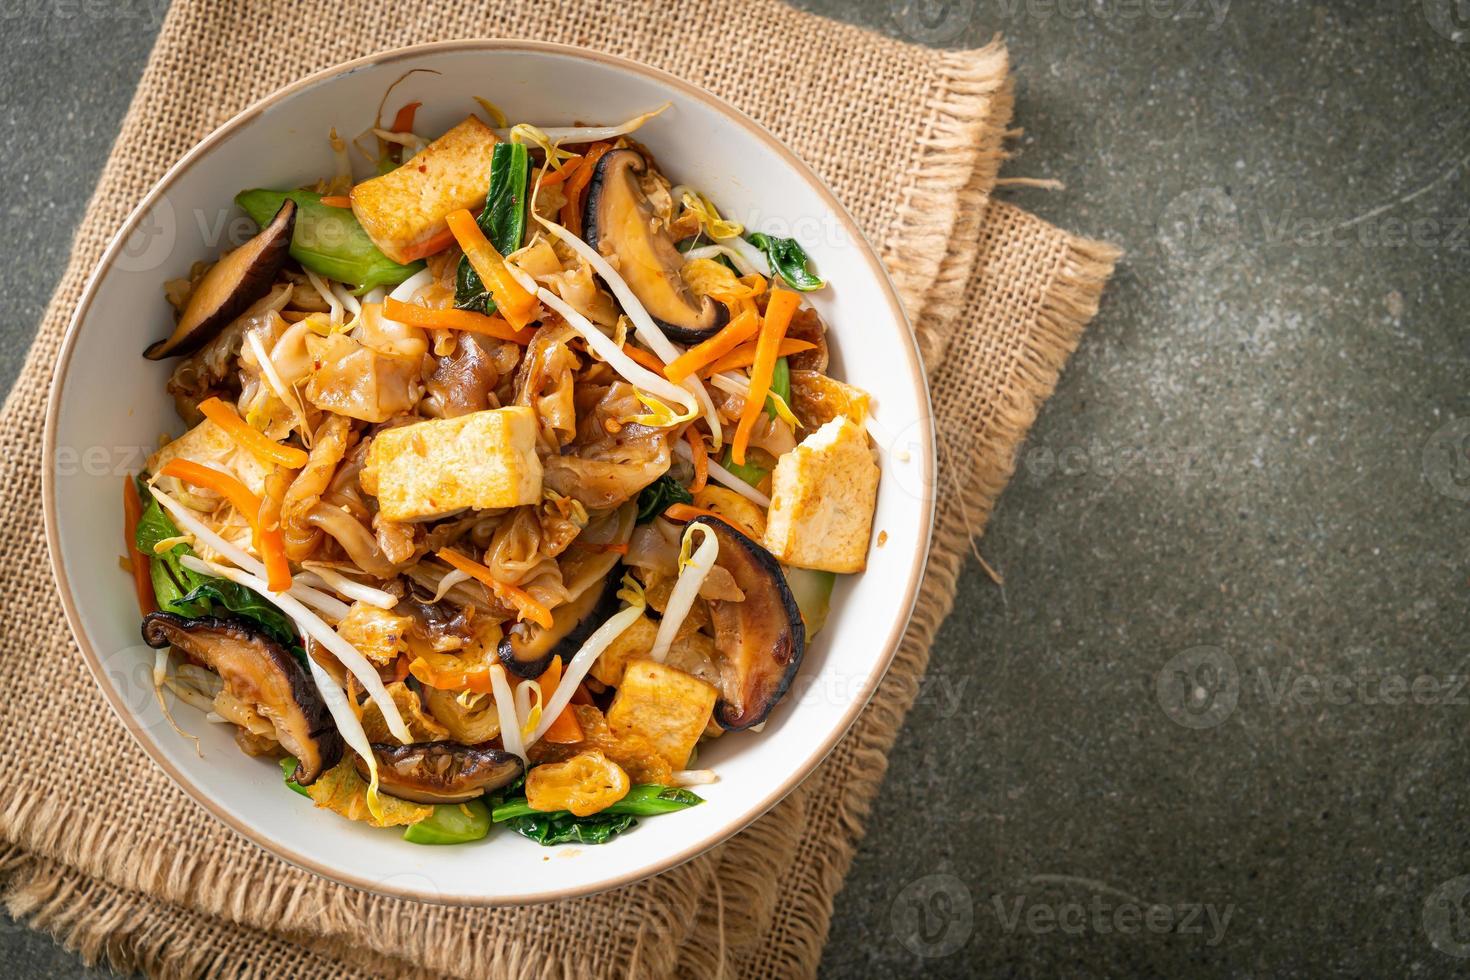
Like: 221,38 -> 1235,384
0,1 -> 1119,976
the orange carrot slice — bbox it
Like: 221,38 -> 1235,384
198,396 -> 309,469
382,296 -> 534,344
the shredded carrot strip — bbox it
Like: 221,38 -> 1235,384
437,548 -> 554,629
570,683 -> 595,706
158,460 -> 264,533
389,655 -> 411,684
409,657 -> 496,694
620,343 -> 667,376
686,427 -> 709,492
536,154 -> 584,188
536,656 -> 585,744
561,141 -> 613,238
699,337 -> 815,379
663,502 -> 758,540
122,476 -> 156,615
390,101 -> 421,134
318,195 -> 353,209
732,289 -> 800,465
198,396 -> 309,469
663,309 -> 760,382
581,540 -> 629,555
446,209 -> 539,329
258,527 -> 291,593
157,460 -> 293,592
383,296 -> 534,344
397,224 -> 460,263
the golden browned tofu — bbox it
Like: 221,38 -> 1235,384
606,660 -> 718,771
148,418 -> 272,498
365,407 -> 542,522
762,415 -> 879,574
589,614 -> 659,687
349,115 -> 499,264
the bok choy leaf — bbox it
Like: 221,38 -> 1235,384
455,142 -> 530,313
746,232 -> 825,291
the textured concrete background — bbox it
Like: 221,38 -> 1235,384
3,1 -> 1469,977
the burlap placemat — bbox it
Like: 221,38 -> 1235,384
0,1 -> 1119,976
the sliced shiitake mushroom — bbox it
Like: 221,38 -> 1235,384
354,741 -> 524,804
141,612 -> 342,783
143,199 -> 296,359
497,501 -> 635,678
582,148 -> 728,344
498,570 -> 621,679
688,517 -> 806,730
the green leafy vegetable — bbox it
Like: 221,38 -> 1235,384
280,756 -> 309,797
785,567 -> 836,637
455,142 -> 530,313
746,232 -> 825,291
135,491 -> 210,617
134,486 -> 303,661
766,356 -> 791,420
490,784 -> 703,846
504,810 -> 638,846
721,447 -> 771,488
177,580 -> 297,651
636,474 -> 694,523
403,798 -> 492,845
235,188 -> 422,293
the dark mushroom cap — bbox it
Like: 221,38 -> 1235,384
356,741 -> 524,805
141,612 -> 342,784
582,148 -> 728,344
498,563 -> 622,679
144,199 -> 296,360
688,517 -> 806,730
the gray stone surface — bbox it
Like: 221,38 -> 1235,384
2,1 -> 1467,977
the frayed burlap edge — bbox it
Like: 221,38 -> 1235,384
879,41 -> 1011,321
0,846 -> 421,980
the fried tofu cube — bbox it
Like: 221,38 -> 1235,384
589,614 -> 659,688
350,115 -> 499,264
365,407 -> 542,522
148,418 -> 272,497
762,415 -> 879,574
606,660 -> 718,771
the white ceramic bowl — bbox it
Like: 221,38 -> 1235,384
44,40 -> 934,905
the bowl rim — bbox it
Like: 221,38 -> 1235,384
42,37 -> 936,906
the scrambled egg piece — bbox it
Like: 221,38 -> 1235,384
526,749 -> 630,816
365,407 -> 542,522
350,115 -> 500,264
305,760 -> 432,828
335,602 -> 413,665
359,681 -> 449,745
606,660 -> 718,771
762,415 -> 879,574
